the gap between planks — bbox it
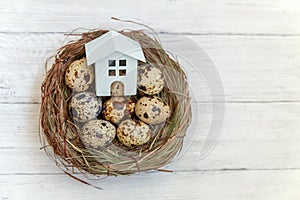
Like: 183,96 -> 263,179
2,31 -> 300,37
1,100 -> 300,105
1,167 -> 300,176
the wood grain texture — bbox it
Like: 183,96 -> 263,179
1,33 -> 300,103
1,0 -> 300,199
1,102 -> 300,174
1,0 -> 300,35
1,171 -> 300,200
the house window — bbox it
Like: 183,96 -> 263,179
108,60 -> 116,66
119,60 -> 126,66
108,60 -> 116,76
108,59 -> 126,77
119,69 -> 126,76
109,69 -> 116,76
119,59 -> 127,76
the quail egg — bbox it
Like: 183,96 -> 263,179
110,81 -> 124,96
69,92 -> 102,123
102,97 -> 135,124
135,96 -> 171,124
81,119 -> 116,149
137,63 -> 164,95
117,119 -> 151,147
65,57 -> 94,92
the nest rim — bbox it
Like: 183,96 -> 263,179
39,29 -> 192,177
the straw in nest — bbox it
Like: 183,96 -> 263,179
39,26 -> 192,181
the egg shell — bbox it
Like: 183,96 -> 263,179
65,57 -> 94,92
81,119 -> 116,149
135,96 -> 171,124
137,64 -> 164,95
102,97 -> 135,124
69,92 -> 102,123
117,119 -> 151,147
110,81 -> 124,96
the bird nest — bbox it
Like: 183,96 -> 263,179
39,29 -> 192,178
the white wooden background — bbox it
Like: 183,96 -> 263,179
1,0 -> 300,199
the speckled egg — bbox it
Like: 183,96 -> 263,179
102,97 -> 135,124
117,119 -> 151,147
65,57 -> 94,92
81,119 -> 116,149
69,92 -> 102,123
137,63 -> 164,95
110,81 -> 124,96
135,96 -> 171,124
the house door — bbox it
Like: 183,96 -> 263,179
110,81 -> 124,96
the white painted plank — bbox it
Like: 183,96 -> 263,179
185,35 -> 300,102
1,102 -> 300,174
1,33 -> 300,103
1,170 -> 300,200
1,0 -> 300,34
1,1 -> 300,198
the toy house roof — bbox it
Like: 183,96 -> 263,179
85,30 -> 146,66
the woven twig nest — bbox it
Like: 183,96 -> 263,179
40,29 -> 192,177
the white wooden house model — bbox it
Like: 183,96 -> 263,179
85,30 -> 146,96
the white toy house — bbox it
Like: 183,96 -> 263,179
85,31 -> 146,96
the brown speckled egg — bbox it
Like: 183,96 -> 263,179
110,81 -> 124,96
135,96 -> 171,124
137,63 -> 164,95
65,57 -> 94,92
117,119 -> 151,147
102,97 -> 135,124
81,119 -> 116,149
69,92 -> 102,123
